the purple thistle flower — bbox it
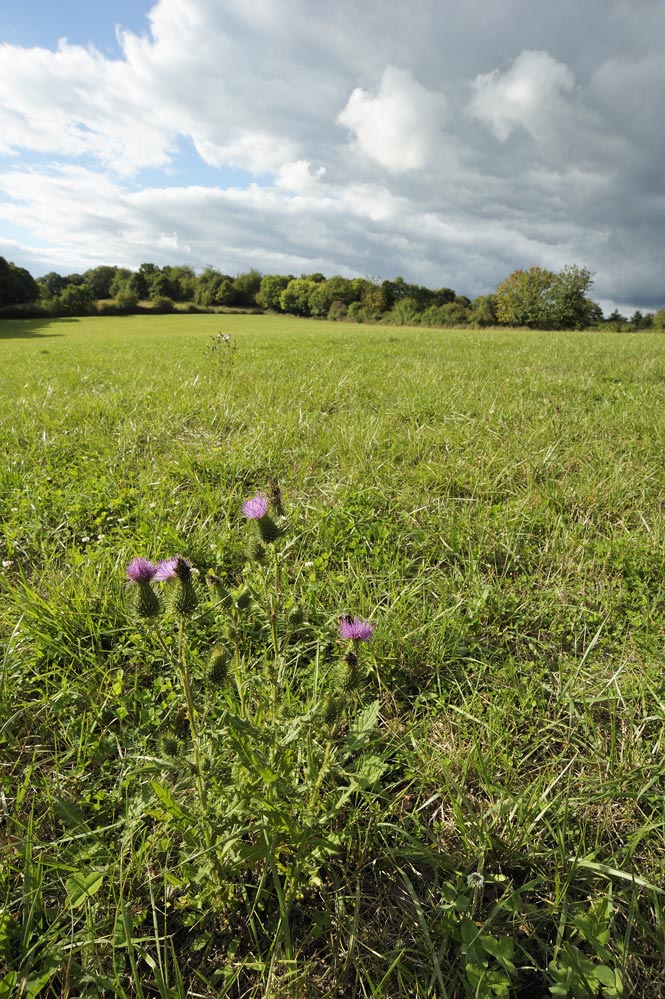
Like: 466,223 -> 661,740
242,493 -> 269,520
154,558 -> 179,581
126,557 -> 158,583
339,616 -> 374,642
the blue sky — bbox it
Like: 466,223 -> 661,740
1,0 -> 664,312
2,2 -> 151,53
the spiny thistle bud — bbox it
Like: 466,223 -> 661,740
322,694 -> 342,725
233,585 -> 252,611
125,558 -> 160,619
159,734 -> 181,759
208,645 -> 230,685
246,534 -> 267,563
168,580 -> 198,617
134,582 -> 161,619
242,492 -> 286,545
288,605 -> 305,627
333,658 -> 360,693
156,558 -> 198,617
257,514 -> 284,544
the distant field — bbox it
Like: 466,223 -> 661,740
1,314 -> 664,997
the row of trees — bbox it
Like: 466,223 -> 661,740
0,256 -> 39,308
1,255 -> 664,330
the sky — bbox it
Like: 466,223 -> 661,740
1,0 -> 664,314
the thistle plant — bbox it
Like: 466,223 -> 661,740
208,330 -> 237,374
242,487 -> 289,705
335,615 -> 374,694
122,483 -> 383,971
125,554 -> 209,833
125,557 -> 159,619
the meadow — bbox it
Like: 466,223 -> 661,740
1,313 -> 664,998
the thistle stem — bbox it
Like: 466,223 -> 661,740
233,620 -> 246,718
177,619 -> 210,835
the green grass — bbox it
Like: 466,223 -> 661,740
1,314 -> 664,997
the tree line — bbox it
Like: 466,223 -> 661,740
1,255 -> 663,331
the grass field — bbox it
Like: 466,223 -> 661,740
1,314 -> 664,997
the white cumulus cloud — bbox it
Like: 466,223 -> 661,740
469,50 -> 576,142
338,66 -> 447,173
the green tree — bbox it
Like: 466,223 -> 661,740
256,274 -> 291,311
233,269 -> 262,306
361,281 -> 391,319
214,279 -> 238,307
279,278 -> 318,316
58,283 -> 96,315
195,267 -> 231,307
306,275 -> 357,317
545,265 -> 594,330
606,309 -> 628,331
387,296 -> 422,325
83,265 -> 118,299
149,271 -> 177,301
496,264 -> 595,329
495,267 -> 557,327
0,257 -> 39,307
115,286 -> 139,311
469,295 -> 497,326
38,271 -> 68,299
652,308 -> 665,330
433,286 -> 456,306
165,265 -> 196,302
109,269 -> 133,297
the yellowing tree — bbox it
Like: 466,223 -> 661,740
495,267 -> 556,328
495,265 -> 595,329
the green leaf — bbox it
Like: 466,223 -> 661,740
346,699 -> 380,749
594,966 -> 616,987
0,913 -> 18,963
0,973 -> 19,999
349,753 -> 387,790
65,869 -> 104,908
570,857 -> 665,895
150,780 -> 190,821
24,953 -> 63,997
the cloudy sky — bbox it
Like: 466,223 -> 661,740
1,0 -> 664,312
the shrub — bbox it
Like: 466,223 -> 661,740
327,299 -> 348,321
115,288 -> 140,312
151,295 -> 175,314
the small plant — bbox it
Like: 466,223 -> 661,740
123,483 -> 381,976
208,330 -> 237,372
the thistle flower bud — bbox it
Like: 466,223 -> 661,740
288,605 -> 305,626
242,492 -> 286,544
233,585 -> 252,611
333,658 -> 360,693
246,534 -> 267,563
322,694 -> 342,725
159,735 -> 181,759
208,645 -> 230,686
133,582 -> 160,620
167,579 -> 198,617
157,558 -> 198,617
257,514 -> 284,544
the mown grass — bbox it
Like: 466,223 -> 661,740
1,314 -> 664,998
